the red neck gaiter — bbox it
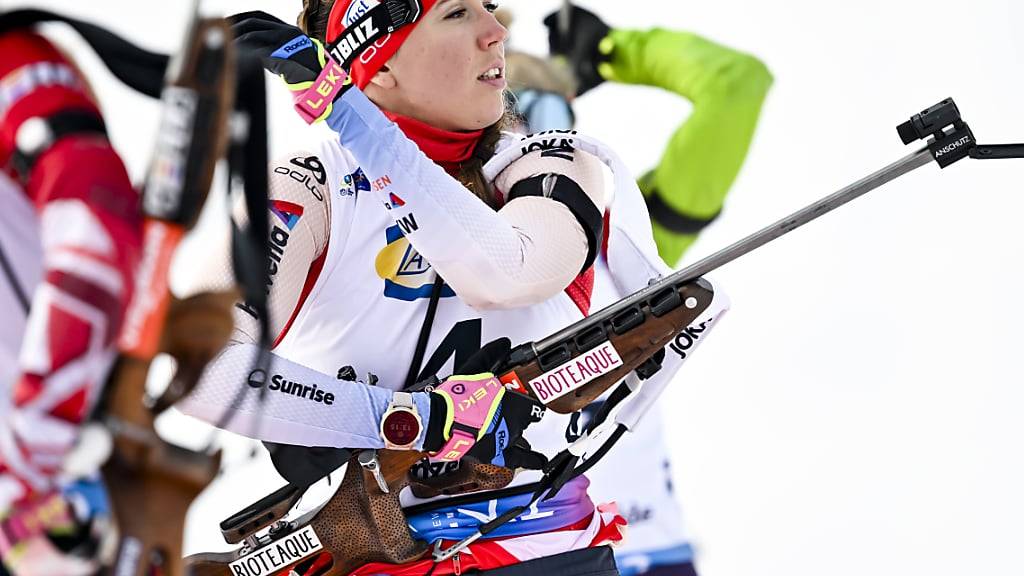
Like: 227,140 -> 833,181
384,111 -> 483,176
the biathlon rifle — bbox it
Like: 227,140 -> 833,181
186,98 -> 1024,576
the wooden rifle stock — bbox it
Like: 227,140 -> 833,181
103,292 -> 233,576
188,449 -> 517,575
187,455 -> 427,576
378,448 -> 427,485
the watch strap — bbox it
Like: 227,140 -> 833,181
391,391 -> 415,410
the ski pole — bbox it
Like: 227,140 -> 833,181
558,0 -> 572,45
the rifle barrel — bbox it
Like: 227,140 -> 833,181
537,145 -> 934,352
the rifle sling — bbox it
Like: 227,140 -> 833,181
0,9 -> 169,97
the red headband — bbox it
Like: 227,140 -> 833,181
326,0 -> 438,89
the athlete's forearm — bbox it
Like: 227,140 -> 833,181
602,28 -> 773,104
604,28 -> 772,266
325,88 -> 601,309
179,341 -> 433,450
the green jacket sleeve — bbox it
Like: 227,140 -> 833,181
601,28 -> 773,266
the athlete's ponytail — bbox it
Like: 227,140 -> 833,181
459,117 -> 508,205
298,0 -> 510,206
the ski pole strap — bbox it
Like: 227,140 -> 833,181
325,0 -> 422,69
293,57 -> 349,124
208,52 -> 275,437
228,52 -> 271,346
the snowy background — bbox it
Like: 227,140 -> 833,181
6,0 -> 1024,575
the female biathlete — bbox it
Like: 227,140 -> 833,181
180,1 -> 728,574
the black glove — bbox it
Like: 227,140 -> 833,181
423,338 -> 547,470
464,338 -> 546,470
468,387 -> 547,470
230,11 -> 325,84
229,11 -> 343,123
543,4 -> 612,96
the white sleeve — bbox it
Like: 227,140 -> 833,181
177,342 -> 432,450
231,151 -> 332,346
325,88 -> 607,309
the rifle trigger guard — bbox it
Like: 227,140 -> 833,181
358,450 -> 390,494
433,531 -> 481,562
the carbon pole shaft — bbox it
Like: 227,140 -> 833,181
538,145 -> 935,351
558,0 -> 571,45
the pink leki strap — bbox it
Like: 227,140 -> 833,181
0,493 -> 74,558
292,59 -> 349,124
431,374 -> 505,462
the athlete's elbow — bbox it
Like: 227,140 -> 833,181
174,342 -> 253,425
715,54 -> 774,101
743,55 -> 774,96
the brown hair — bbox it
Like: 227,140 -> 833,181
298,0 -> 510,206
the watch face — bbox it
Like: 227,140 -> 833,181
383,410 -> 420,446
